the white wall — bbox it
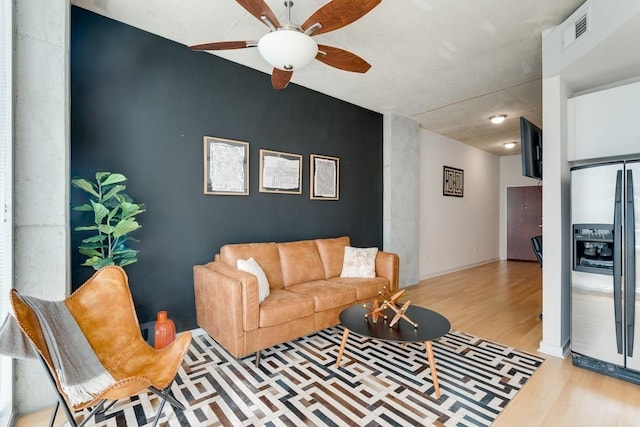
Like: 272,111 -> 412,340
419,129 -> 500,279
499,156 -> 541,259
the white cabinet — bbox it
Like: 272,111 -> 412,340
567,81 -> 640,161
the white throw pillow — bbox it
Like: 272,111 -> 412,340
237,257 -> 270,303
340,246 -> 378,278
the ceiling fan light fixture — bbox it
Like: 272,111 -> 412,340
258,29 -> 318,71
503,142 -> 516,149
490,114 -> 507,124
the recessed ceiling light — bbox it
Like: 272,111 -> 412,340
490,114 -> 507,124
503,142 -> 516,149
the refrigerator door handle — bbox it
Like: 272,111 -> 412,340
614,170 -> 623,354
626,169 -> 636,357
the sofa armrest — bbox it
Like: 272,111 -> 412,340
375,251 -> 399,292
193,262 -> 260,337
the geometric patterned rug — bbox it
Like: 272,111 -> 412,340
80,326 -> 544,426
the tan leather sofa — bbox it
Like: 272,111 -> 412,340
193,236 -> 399,360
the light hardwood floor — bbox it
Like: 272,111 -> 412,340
15,260 -> 640,426
404,260 -> 640,427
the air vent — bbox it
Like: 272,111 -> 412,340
575,13 -> 588,39
563,9 -> 590,48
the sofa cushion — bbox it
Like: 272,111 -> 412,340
287,280 -> 357,312
220,242 -> 284,289
340,246 -> 378,278
315,236 -> 350,279
237,257 -> 270,303
329,276 -> 389,301
278,240 -> 326,288
258,289 -> 314,328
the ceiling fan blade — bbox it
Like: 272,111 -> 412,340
189,41 -> 256,51
236,0 -> 281,29
272,68 -> 293,90
316,45 -> 371,73
301,0 -> 381,36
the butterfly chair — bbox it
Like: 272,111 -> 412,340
10,265 -> 192,427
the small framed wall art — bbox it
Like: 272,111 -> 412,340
259,149 -> 302,194
310,154 -> 339,200
203,136 -> 249,195
443,165 -> 464,197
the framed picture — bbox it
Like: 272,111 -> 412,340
310,154 -> 339,200
203,136 -> 249,195
443,165 -> 464,197
259,149 -> 302,194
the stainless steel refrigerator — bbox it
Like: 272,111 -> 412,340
571,160 -> 640,382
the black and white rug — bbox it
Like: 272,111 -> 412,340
83,327 -> 544,426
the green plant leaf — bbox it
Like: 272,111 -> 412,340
113,193 -> 127,205
107,205 -> 121,223
72,171 -> 144,271
118,257 -> 138,267
113,219 -> 140,238
71,178 -> 99,198
81,235 -> 107,243
102,184 -> 126,203
116,236 -> 139,246
75,225 -> 99,231
72,204 -> 94,212
101,173 -> 127,186
79,241 -> 107,249
90,258 -> 115,270
119,202 -> 146,219
98,224 -> 114,234
81,256 -> 106,269
112,249 -> 138,257
90,200 -> 109,225
95,172 -> 111,182
78,247 -> 103,257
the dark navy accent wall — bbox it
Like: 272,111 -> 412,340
70,7 -> 383,331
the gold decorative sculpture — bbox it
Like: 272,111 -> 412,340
363,288 -> 418,329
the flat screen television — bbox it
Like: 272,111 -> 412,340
520,117 -> 542,180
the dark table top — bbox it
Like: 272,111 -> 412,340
339,304 -> 451,343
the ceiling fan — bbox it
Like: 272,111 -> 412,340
190,0 -> 381,89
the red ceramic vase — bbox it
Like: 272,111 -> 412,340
154,310 -> 176,349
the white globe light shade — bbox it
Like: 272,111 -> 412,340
258,29 -> 318,71
489,114 -> 507,124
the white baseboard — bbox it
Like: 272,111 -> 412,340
538,338 -> 571,359
418,258 -> 500,282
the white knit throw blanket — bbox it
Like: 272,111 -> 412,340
0,296 -> 116,406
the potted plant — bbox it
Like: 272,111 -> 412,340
71,172 -> 145,270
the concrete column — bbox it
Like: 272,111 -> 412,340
539,75 -> 571,358
383,113 -> 420,287
13,0 -> 69,413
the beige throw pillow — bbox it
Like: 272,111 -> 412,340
340,246 -> 378,278
237,257 -> 270,303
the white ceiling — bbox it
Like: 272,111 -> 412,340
71,0 -> 585,156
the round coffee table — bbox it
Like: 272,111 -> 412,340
336,304 -> 451,398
